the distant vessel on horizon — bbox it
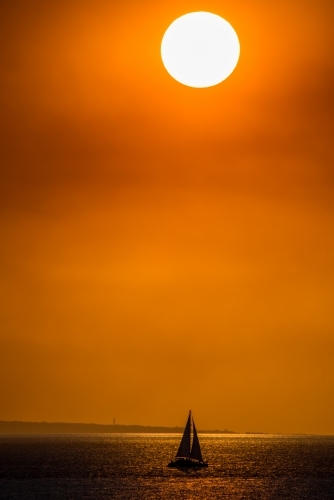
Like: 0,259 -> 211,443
168,411 -> 208,468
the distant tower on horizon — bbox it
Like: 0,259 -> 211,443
113,418 -> 116,426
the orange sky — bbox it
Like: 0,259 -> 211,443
1,0 -> 334,434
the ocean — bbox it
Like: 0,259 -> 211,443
0,434 -> 333,499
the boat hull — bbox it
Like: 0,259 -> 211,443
168,459 -> 208,468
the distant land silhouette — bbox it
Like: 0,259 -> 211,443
0,420 -> 236,435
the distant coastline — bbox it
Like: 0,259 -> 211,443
0,421 -> 236,435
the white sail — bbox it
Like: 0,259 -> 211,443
190,419 -> 203,462
176,412 -> 191,458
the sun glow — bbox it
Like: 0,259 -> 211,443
161,12 -> 240,88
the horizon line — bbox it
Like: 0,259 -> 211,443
0,420 -> 333,436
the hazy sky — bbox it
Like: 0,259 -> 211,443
1,0 -> 333,433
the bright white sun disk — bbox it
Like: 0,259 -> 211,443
161,12 -> 240,88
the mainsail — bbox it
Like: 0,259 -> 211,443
190,419 -> 203,462
175,412 -> 191,458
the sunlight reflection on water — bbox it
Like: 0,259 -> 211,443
1,434 -> 334,499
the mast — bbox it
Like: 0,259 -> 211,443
189,410 -> 192,451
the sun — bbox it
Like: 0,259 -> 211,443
161,12 -> 240,88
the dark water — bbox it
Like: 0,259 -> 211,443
1,434 -> 334,499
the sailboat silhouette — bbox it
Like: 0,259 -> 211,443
168,411 -> 208,467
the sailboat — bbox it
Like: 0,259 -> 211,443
168,411 -> 208,467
